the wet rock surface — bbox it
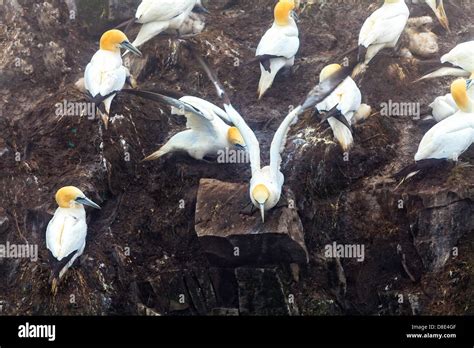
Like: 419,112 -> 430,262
0,0 -> 473,316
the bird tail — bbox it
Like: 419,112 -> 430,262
257,59 -> 287,100
330,119 -> 354,152
413,67 -> 470,83
392,159 -> 448,182
351,63 -> 368,79
143,144 -> 172,162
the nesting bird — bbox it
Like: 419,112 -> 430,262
46,186 -> 100,295
129,0 -> 207,51
84,29 -> 142,127
122,90 -> 245,161
316,64 -> 362,152
416,41 -> 474,81
354,0 -> 410,77
396,79 -> 474,180
255,0 -> 300,99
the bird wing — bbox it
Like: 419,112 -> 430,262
46,211 -> 87,261
186,44 -> 262,173
416,115 -> 474,160
135,0 -> 195,23
180,96 -> 233,123
85,61 -> 127,98
225,104 -> 261,174
441,41 -> 474,72
256,25 -> 300,59
270,105 -> 302,179
359,7 -> 408,47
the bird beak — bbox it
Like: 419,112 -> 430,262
120,41 -> 142,57
76,196 -> 101,209
291,10 -> 300,22
259,203 -> 265,223
435,2 -> 450,32
235,144 -> 246,150
467,79 -> 473,90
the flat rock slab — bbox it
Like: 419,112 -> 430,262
195,179 -> 309,267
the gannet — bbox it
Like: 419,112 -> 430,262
395,79 -> 474,180
84,29 -> 142,126
429,93 -> 457,122
416,41 -> 474,81
354,0 -> 409,77
122,90 -> 245,161
255,0 -> 300,99
189,46 -> 353,222
129,0 -> 206,51
424,0 -> 449,31
316,64 -> 362,151
46,186 -> 100,295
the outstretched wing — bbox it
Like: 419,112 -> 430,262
187,44 -> 262,174
269,105 -> 302,179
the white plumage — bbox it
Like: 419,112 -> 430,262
316,76 -> 362,151
416,79 -> 474,161
415,112 -> 474,161
256,0 -> 299,99
142,95 -> 245,161
85,50 -> 127,114
429,93 -> 457,122
45,186 -> 100,295
131,0 -> 198,49
357,0 -> 409,69
416,41 -> 474,81
46,207 -> 87,279
224,102 -> 302,221
441,41 -> 474,74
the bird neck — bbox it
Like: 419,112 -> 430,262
384,0 -> 403,4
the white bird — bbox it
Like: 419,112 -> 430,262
46,186 -> 100,295
84,29 -> 142,127
129,0 -> 206,50
416,41 -> 474,81
354,0 -> 410,77
122,90 -> 245,161
416,79 -> 474,161
424,0 -> 450,31
255,0 -> 300,99
429,92 -> 457,122
316,64 -> 362,151
396,79 -> 474,179
191,47 -> 352,222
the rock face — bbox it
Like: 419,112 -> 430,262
195,179 -> 309,267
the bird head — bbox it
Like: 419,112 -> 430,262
319,63 -> 342,82
252,184 -> 270,222
100,29 -> 142,56
425,0 -> 450,32
227,127 -> 246,149
55,186 -> 101,209
451,78 -> 472,113
274,0 -> 296,26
